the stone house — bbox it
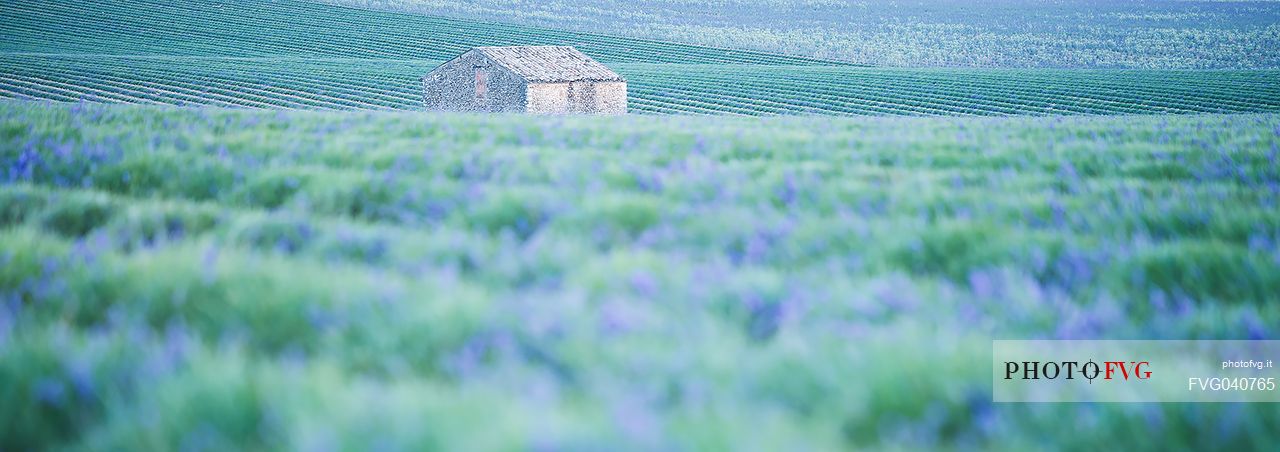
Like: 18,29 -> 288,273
422,46 -> 626,115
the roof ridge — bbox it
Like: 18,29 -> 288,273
472,46 -> 624,83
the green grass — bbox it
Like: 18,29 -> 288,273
2,101 -> 1279,449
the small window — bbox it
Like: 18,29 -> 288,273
475,69 -> 488,100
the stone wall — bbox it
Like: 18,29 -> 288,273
526,83 -> 569,114
422,51 -> 526,113
527,81 -> 627,115
588,81 -> 627,115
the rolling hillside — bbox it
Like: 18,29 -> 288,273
0,0 -> 843,65
331,0 -> 1280,69
3,0 -> 1280,116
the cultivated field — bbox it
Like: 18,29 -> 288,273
0,0 -> 842,64
4,0 -> 1280,116
4,101 -> 1280,449
334,0 -> 1280,69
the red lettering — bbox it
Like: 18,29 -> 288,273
1104,361 -> 1132,380
1136,361 -> 1151,379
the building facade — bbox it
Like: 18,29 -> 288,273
423,46 -> 626,115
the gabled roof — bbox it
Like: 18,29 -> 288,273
473,46 -> 624,83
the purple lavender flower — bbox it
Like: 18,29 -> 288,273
33,378 -> 67,406
968,269 -> 996,299
776,172 -> 797,207
64,354 -> 96,400
201,245 -> 220,284
1240,310 -> 1269,340
612,397 -> 662,445
628,271 -> 658,298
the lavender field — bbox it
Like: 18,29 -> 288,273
8,0 -> 1280,116
337,0 -> 1280,69
2,101 -> 1279,449
4,0 -> 1280,449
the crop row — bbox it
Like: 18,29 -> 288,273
0,0 -> 852,66
4,55 -> 1280,116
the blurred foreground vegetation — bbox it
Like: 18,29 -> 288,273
2,101 -> 1279,450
